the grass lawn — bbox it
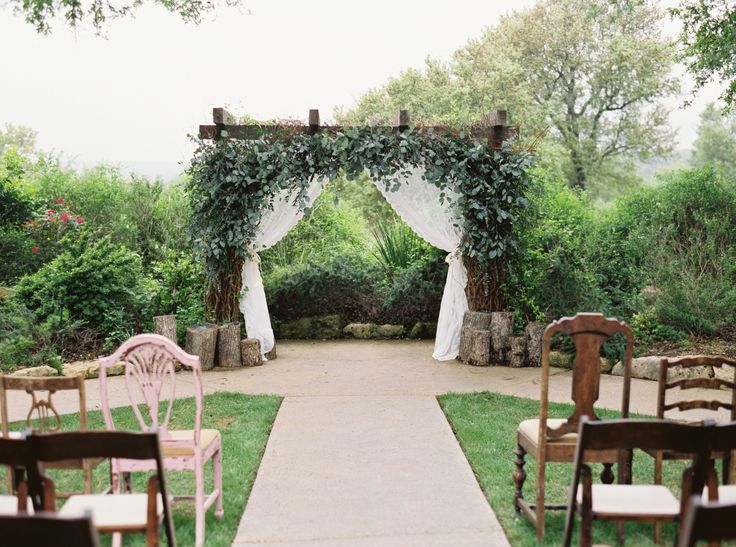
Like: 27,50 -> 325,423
1,391 -> 282,546
439,391 -> 689,546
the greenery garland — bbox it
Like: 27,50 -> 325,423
187,127 -> 535,322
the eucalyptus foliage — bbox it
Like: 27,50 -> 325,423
187,128 -> 534,321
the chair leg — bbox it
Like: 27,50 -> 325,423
536,457 -> 546,543
654,452 -> 663,544
513,444 -> 527,513
580,465 -> 593,547
195,465 -> 205,547
600,463 -> 614,484
214,447 -> 224,518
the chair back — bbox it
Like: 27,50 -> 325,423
0,513 -> 100,547
24,430 -> 175,546
657,355 -> 736,420
539,313 -> 633,440
0,435 -> 29,468
678,495 -> 736,547
99,334 -> 203,443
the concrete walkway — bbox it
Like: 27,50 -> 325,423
5,340 -> 732,546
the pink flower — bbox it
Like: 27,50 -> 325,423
32,246 -> 39,254
60,214 -> 70,221
76,217 -> 85,224
56,198 -> 64,203
46,209 -> 55,215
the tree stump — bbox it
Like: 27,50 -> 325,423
509,336 -> 526,368
185,325 -> 218,371
241,338 -> 263,367
525,322 -> 546,367
217,323 -> 242,368
467,330 -> 492,367
153,315 -> 177,343
265,346 -> 277,360
459,311 -> 492,362
490,312 -> 514,364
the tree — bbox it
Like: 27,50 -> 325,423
0,124 -> 37,157
9,0 -> 238,34
692,102 -> 736,179
341,0 -> 678,193
673,0 -> 736,110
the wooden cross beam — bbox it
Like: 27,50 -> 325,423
200,108 -> 519,148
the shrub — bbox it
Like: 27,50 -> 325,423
0,299 -> 67,371
370,220 -> 428,275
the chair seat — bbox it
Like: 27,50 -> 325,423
577,484 -> 680,519
702,485 -> 736,503
0,495 -> 32,515
44,456 -> 105,470
162,429 -> 219,457
518,419 -> 619,462
59,494 -> 163,532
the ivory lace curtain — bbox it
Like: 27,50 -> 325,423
239,169 -> 468,360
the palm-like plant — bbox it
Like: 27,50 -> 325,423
370,220 -> 424,275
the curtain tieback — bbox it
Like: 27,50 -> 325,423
445,249 -> 462,264
246,247 -> 261,265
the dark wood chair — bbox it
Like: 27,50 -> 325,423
0,513 -> 100,547
651,354 -> 736,542
563,418 -> 715,547
0,374 -> 103,497
678,495 -> 736,547
25,430 -> 176,547
0,436 -> 32,515
513,312 -> 634,542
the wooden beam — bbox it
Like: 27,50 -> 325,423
213,107 -> 237,125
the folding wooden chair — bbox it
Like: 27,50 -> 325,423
563,418 -> 714,547
0,436 -> 32,515
678,495 -> 736,547
0,513 -> 100,547
25,430 -> 176,547
513,312 -> 634,542
0,374 -> 103,497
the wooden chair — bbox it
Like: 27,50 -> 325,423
0,373 -> 103,497
24,430 -> 175,547
651,354 -> 736,542
563,418 -> 714,547
0,436 -> 32,515
99,334 -> 223,547
513,312 -> 634,542
0,513 -> 100,547
678,495 -> 736,547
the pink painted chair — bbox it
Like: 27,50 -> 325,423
99,334 -> 223,547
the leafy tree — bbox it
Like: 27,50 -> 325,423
341,0 -> 678,194
0,124 -> 37,157
673,0 -> 736,110
692,102 -> 736,179
9,0 -> 237,34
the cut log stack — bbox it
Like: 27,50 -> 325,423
216,323 -> 242,368
240,339 -> 263,367
185,325 -> 218,371
153,315 -> 177,343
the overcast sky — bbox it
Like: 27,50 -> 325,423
0,0 -> 725,179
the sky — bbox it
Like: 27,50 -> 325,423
0,0 -> 725,180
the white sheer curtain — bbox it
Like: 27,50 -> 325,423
373,168 -> 468,360
239,179 -> 323,356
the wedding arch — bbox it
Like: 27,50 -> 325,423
188,108 -> 534,361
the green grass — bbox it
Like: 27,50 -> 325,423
439,391 -> 690,546
1,391 -> 282,546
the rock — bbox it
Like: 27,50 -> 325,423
524,322 -> 545,367
409,322 -> 437,339
459,311 -> 492,362
62,360 -> 125,379
11,365 -> 59,377
612,356 -> 665,381
240,338 -> 263,367
216,323 -> 242,368
599,358 -> 613,374
344,323 -> 379,339
509,336 -> 526,368
549,351 -> 574,369
490,311 -> 514,364
467,330 -> 492,367
376,324 -> 404,338
668,364 -> 713,382
280,315 -> 346,339
713,364 -> 736,386
185,324 -> 218,371
153,315 -> 177,343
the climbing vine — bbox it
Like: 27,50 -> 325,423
187,127 -> 535,322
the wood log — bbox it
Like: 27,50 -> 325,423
265,345 -> 277,360
525,322 -> 546,367
185,325 -> 218,371
241,338 -> 263,367
216,323 -> 242,368
153,315 -> 177,343
509,336 -> 526,368
490,311 -> 514,364
459,311 -> 492,362
467,330 -> 492,367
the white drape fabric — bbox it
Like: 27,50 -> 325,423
239,180 -> 323,356
372,169 -> 468,360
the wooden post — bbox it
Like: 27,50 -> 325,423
153,315 -> 177,343
213,107 -> 236,140
308,109 -> 320,135
397,110 -> 410,131
240,338 -> 263,367
216,323 -> 242,368
483,109 -> 519,149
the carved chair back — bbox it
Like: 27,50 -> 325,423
657,355 -> 736,420
539,313 -> 633,444
0,513 -> 100,547
99,334 -> 203,445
